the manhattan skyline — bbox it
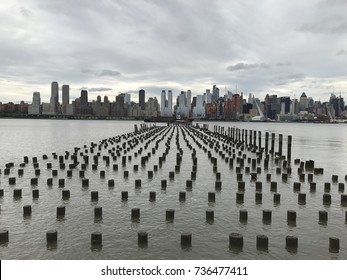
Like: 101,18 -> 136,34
0,0 -> 346,103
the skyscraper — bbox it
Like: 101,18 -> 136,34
50,81 -> 59,114
62,84 -> 69,114
205,89 -> 212,104
187,90 -> 192,113
123,93 -> 131,104
212,85 -> 219,103
167,90 -> 173,116
161,90 -> 166,115
139,89 -> 145,110
28,92 -> 41,115
176,91 -> 189,117
160,90 -> 173,116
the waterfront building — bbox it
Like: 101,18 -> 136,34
265,94 -> 280,120
329,93 -> 344,117
248,93 -> 254,104
212,85 -> 219,103
187,90 -> 192,113
0,102 -> 15,113
112,93 -> 129,117
160,90 -> 166,115
145,97 -> 160,117
41,103 -> 51,115
123,93 -> 131,105
50,81 -> 59,115
204,89 -> 212,104
62,85 -> 69,114
205,103 -> 217,118
290,99 -> 299,115
139,89 -> 145,110
224,94 -> 241,119
176,91 -> 189,117
280,97 -> 291,114
160,90 -> 173,116
74,90 -> 92,115
92,96 -> 110,116
192,94 -> 205,118
299,92 -> 308,111
28,92 -> 41,115
128,102 -> 141,117
168,90 -> 173,115
191,96 -> 197,108
17,101 -> 29,114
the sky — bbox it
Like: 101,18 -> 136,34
0,0 -> 347,104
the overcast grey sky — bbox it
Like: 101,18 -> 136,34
0,0 -> 346,103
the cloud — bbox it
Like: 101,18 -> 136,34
276,62 -> 291,67
20,7 -> 32,17
299,21 -> 347,34
226,62 -> 270,72
88,87 -> 113,92
0,0 -> 347,103
272,73 -> 306,86
336,49 -> 347,56
98,70 -> 121,77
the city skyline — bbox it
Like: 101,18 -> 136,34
1,0 -> 347,103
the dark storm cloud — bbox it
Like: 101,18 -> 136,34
226,63 -> 270,72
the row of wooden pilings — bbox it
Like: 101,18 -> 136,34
0,229 -> 340,252
8,202 -> 347,226
213,125 -> 292,160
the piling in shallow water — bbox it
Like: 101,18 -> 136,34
256,235 -> 268,250
229,233 -> 243,248
329,237 -> 339,252
46,230 -> 57,243
166,209 -> 175,221
286,236 -> 298,250
91,232 -> 102,246
181,233 -> 192,247
23,205 -> 32,216
138,231 -> 148,245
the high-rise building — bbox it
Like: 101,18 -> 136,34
145,97 -> 160,117
139,89 -> 145,110
160,90 -> 166,115
123,93 -> 131,104
329,93 -> 344,117
28,92 -> 41,115
187,90 -> 192,112
193,95 -> 205,118
160,90 -> 173,116
299,92 -> 308,111
176,91 -> 189,117
167,90 -> 172,116
62,84 -> 69,114
74,90 -> 92,115
50,81 -> 59,114
212,85 -> 219,103
205,90 -> 212,104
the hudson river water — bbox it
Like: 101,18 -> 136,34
0,119 -> 346,259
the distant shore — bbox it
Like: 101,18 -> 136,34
1,113 -> 347,124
